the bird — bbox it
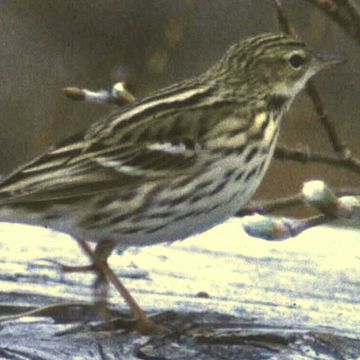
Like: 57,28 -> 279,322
0,33 -> 341,332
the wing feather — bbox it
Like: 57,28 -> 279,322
0,124 -> 202,204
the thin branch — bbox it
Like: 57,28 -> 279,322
286,214 -> 328,237
304,0 -> 360,47
242,213 -> 329,240
273,0 -> 295,34
241,181 -> 360,240
237,194 -> 302,216
238,186 -> 360,216
63,83 -> 135,106
274,144 -> 360,174
305,83 -> 349,156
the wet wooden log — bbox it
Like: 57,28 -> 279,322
0,219 -> 359,359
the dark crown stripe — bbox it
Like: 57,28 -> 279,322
262,40 -> 306,52
249,34 -> 305,51
248,33 -> 289,48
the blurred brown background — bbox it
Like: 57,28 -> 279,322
0,0 -> 359,205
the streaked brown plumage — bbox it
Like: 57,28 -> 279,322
0,33 -> 340,331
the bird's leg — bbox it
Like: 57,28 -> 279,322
41,238 -> 161,333
93,260 -> 110,323
41,260 -> 96,273
76,239 -> 162,334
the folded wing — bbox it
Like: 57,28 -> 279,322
0,116 -> 203,204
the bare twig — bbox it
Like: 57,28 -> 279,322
274,145 -> 360,174
241,181 -> 360,240
304,0 -> 360,47
238,186 -> 360,216
273,0 -> 295,34
243,213 -> 328,240
305,83 -> 349,156
285,214 -> 328,236
302,180 -> 360,219
63,83 -> 135,106
237,194 -> 302,216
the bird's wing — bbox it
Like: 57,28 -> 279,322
0,109 -> 205,205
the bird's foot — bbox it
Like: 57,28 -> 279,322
134,317 -> 165,335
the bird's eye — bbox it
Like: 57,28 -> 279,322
288,54 -> 306,70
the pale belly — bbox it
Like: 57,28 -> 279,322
0,153 -> 270,250
84,140 -> 276,249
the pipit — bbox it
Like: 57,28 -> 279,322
0,33 -> 341,332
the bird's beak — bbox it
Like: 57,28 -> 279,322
315,53 -> 347,69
